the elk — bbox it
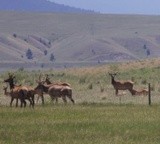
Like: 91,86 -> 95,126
44,74 -> 71,86
36,74 -> 71,104
108,73 -> 134,95
34,81 -> 75,104
3,86 -> 27,107
129,88 -> 148,96
4,73 -> 34,107
3,86 -> 34,107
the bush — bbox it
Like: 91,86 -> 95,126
79,77 -> 87,84
88,83 -> 93,90
26,48 -> 33,59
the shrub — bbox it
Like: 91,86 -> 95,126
26,48 -> 33,59
88,83 -> 93,90
79,76 -> 87,84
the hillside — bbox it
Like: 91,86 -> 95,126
0,0 -> 93,13
0,12 -> 160,70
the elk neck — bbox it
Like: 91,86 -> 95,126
111,76 -> 116,85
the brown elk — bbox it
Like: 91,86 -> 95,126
36,74 -> 71,104
129,88 -> 148,96
3,86 -> 34,107
3,86 -> 21,107
108,73 -> 134,95
44,74 -> 71,86
4,73 -> 34,107
34,81 -> 75,104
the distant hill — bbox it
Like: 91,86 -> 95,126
0,11 -> 160,70
0,0 -> 94,13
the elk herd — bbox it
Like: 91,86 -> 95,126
3,73 -> 74,108
2,72 -> 148,108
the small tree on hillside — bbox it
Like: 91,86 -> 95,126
26,48 -> 33,59
44,50 -> 48,55
146,49 -> 150,56
50,53 -> 55,62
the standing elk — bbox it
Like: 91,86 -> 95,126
36,74 -> 71,104
108,72 -> 134,96
34,81 -> 75,104
44,74 -> 71,86
3,86 -> 33,107
4,73 -> 34,107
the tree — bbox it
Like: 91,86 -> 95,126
26,48 -> 33,59
44,50 -> 48,55
143,44 -> 147,49
146,49 -> 150,56
50,53 -> 55,62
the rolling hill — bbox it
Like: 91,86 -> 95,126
0,0 -> 94,13
0,12 -> 160,70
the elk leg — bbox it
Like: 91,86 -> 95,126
23,100 -> 26,107
41,95 -> 44,105
36,95 -> 39,103
51,96 -> 56,104
115,89 -> 118,96
67,95 -> 75,104
20,98 -> 26,108
10,97 -> 14,107
32,95 -> 35,107
20,99 -> 24,107
62,96 -> 67,104
28,98 -> 33,108
16,98 -> 18,107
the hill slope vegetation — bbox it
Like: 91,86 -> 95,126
1,12 -> 160,69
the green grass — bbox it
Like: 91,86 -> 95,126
0,104 -> 160,144
1,63 -> 160,143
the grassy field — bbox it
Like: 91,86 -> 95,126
1,60 -> 160,143
0,104 -> 160,144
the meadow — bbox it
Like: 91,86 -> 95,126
0,104 -> 160,144
1,60 -> 160,143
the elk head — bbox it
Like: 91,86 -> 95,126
4,73 -> 15,89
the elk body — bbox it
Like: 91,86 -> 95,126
109,73 -> 134,95
3,86 -> 26,107
4,74 -> 34,107
129,88 -> 148,96
34,82 -> 75,104
36,74 -> 71,104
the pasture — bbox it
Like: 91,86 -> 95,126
0,104 -> 160,144
1,61 -> 160,143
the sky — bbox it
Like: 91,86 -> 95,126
49,0 -> 160,15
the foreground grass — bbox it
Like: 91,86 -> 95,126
0,104 -> 160,144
